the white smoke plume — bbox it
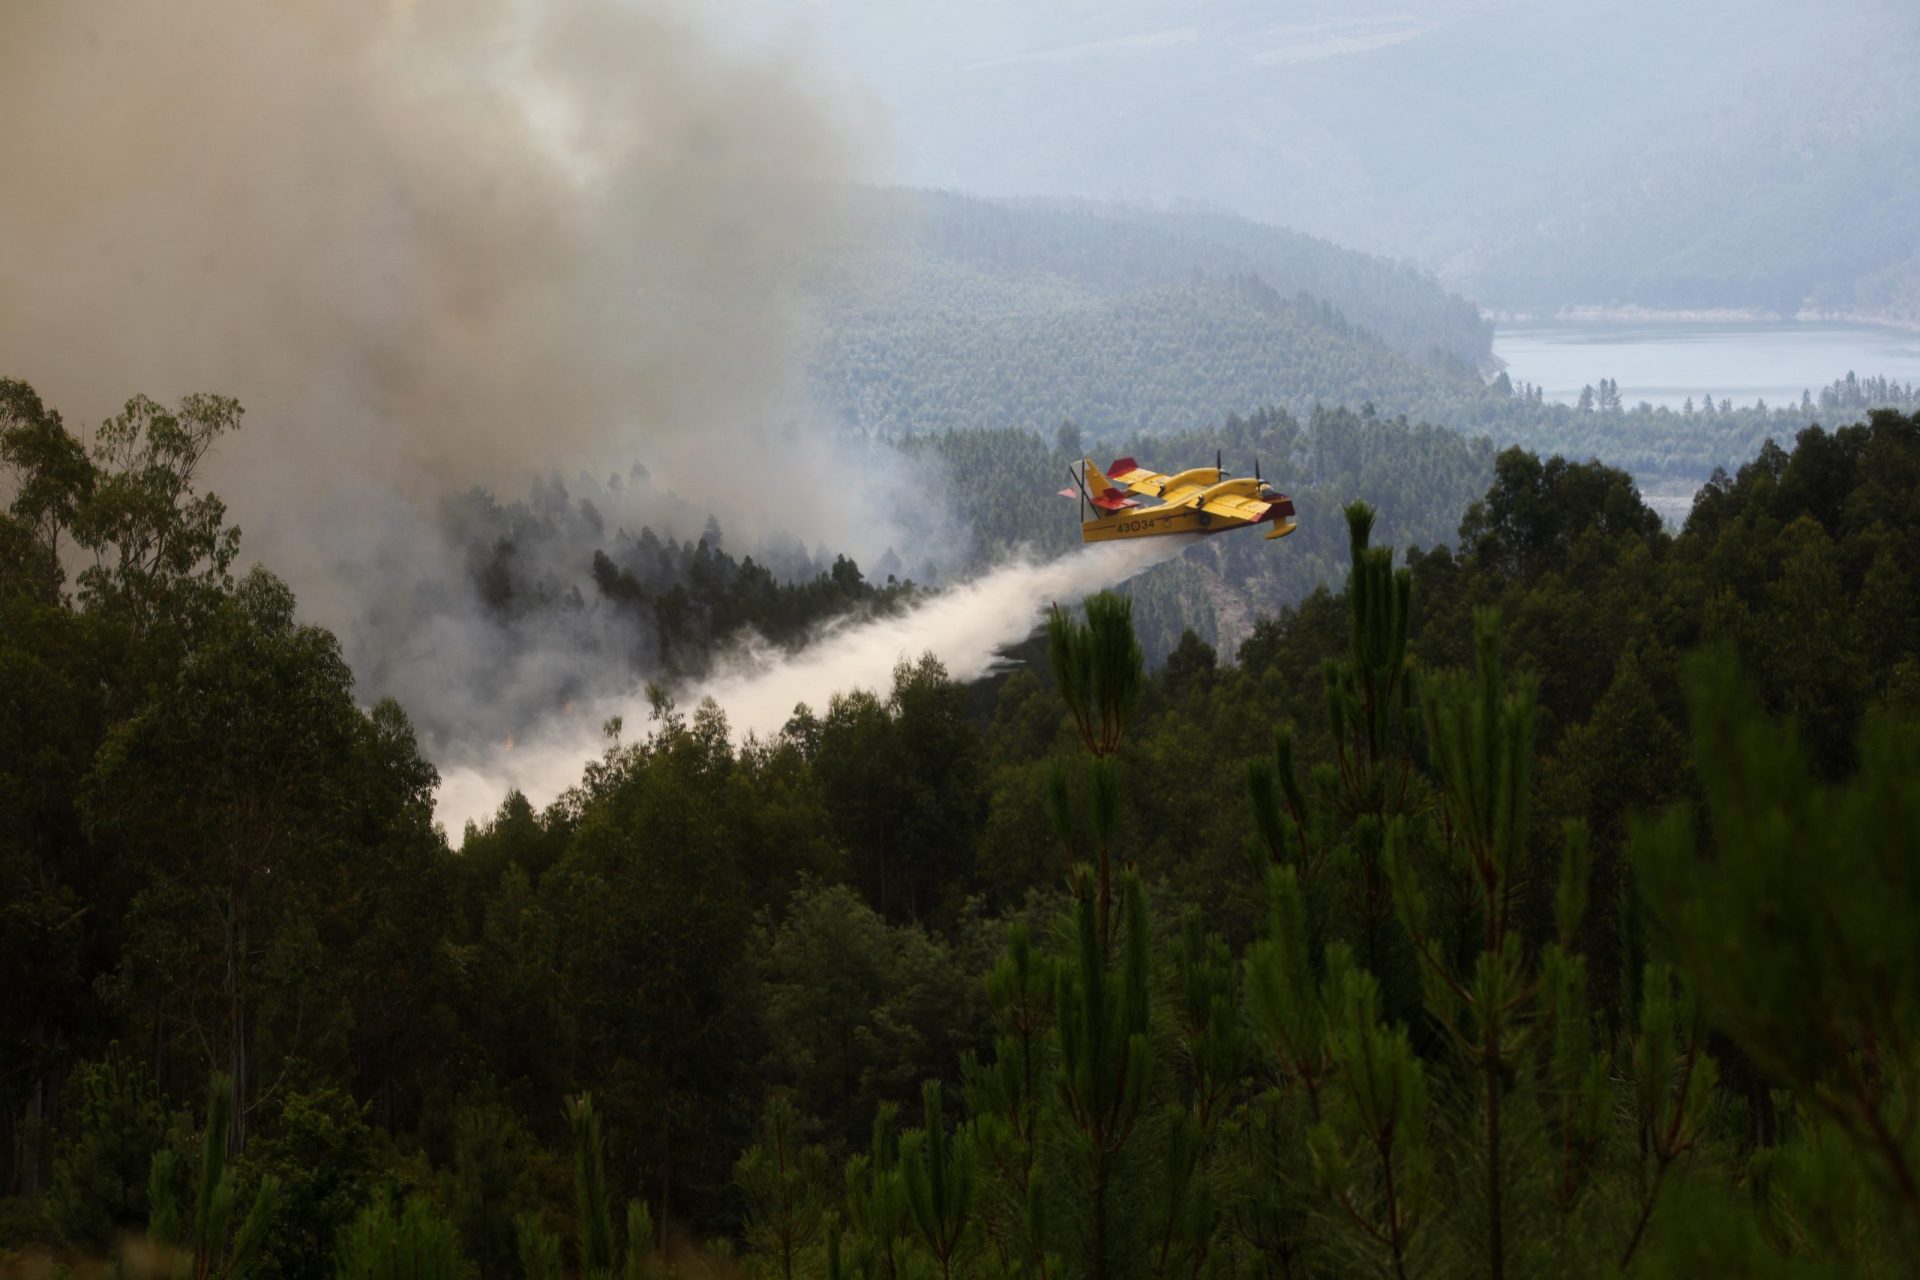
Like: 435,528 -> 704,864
436,536 -> 1197,834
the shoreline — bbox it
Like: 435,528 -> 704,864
1481,304 -> 1920,334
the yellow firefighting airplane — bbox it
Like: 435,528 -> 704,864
1058,452 -> 1298,544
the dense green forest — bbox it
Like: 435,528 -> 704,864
1459,373 -> 1920,485
898,378 -> 1920,662
895,406 -> 1497,665
6,373 -> 1920,1276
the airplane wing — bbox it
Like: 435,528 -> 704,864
1105,457 -> 1297,528
1106,459 -> 1168,494
1196,493 -> 1278,521
1107,458 -> 1208,504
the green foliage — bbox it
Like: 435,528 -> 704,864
961,927 -> 1055,1271
148,1073 -> 281,1280
758,883 -> 980,1148
86,566 -> 369,1154
11,373 -> 1920,1278
1323,504 -> 1421,969
809,655 -> 987,922
1634,648 -> 1920,1246
449,1100 -> 540,1280
73,392 -> 242,646
513,1214 -> 563,1280
840,1104 -> 911,1278
1413,610 -> 1537,950
567,1094 -> 618,1278
624,1200 -> 656,1280
46,1047 -> 171,1248
242,1087 -> 377,1280
1242,869 -> 1330,1100
332,1196 -> 470,1280
898,1081 -> 975,1277
1051,870 -> 1154,1276
734,1095 -> 831,1280
1047,592 -> 1144,760
0,378 -> 91,601
1306,953 -> 1433,1280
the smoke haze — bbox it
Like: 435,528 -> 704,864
0,0 -> 951,779
436,536 -> 1197,834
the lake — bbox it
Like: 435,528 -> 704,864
1491,319 -> 1920,410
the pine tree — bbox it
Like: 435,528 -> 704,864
514,1215 -> 563,1280
147,1072 -> 280,1280
1248,502 -> 1415,990
899,1081 -> 976,1278
568,1095 -> 617,1279
841,1104 -> 911,1279
45,1046 -> 170,1248
565,1094 -> 656,1280
1632,648 -> 1920,1255
963,925 -> 1057,1272
1046,591 -> 1145,939
333,1197 -> 471,1280
1383,611 -> 1600,1278
1053,869 -> 1154,1279
736,1094 -> 832,1279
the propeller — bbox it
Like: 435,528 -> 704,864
1216,447 -> 1222,477
1067,464 -> 1090,521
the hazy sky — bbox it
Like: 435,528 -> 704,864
717,0 -> 1920,295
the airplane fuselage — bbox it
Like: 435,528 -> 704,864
1080,498 -> 1295,543
1063,457 -> 1297,543
1081,504 -> 1217,542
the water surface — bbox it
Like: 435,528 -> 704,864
1493,320 -> 1920,410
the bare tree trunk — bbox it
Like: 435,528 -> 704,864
225,886 -> 249,1153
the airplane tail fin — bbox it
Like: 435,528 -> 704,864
1082,458 -> 1136,512
1084,457 -> 1116,494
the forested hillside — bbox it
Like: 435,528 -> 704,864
1452,371 -> 1920,485
900,405 -> 1496,663
803,192 -> 1920,490
7,373 -> 1920,1275
310,379 -> 1920,756
807,190 -> 1494,437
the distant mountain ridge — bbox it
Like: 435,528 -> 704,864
748,0 -> 1920,318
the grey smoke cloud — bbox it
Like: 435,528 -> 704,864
1,1 -> 864,480
1,0 -> 966,775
